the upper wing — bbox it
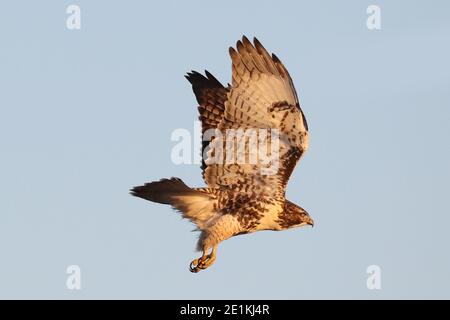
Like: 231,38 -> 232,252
203,36 -> 309,194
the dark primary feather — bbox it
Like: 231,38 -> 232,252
185,70 -> 229,179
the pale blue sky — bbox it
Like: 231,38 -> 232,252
0,0 -> 449,299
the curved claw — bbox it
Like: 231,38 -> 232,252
189,246 -> 218,273
189,256 -> 212,273
189,257 -> 204,273
189,261 -> 197,272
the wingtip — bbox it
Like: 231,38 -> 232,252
185,70 -> 205,83
253,36 -> 263,48
253,37 -> 269,56
204,69 -> 213,78
272,53 -> 281,63
236,40 -> 244,52
185,72 -> 193,83
204,69 -> 221,85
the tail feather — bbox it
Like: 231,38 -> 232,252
130,177 -> 216,229
131,177 -> 195,204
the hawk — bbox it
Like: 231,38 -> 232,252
131,36 -> 313,273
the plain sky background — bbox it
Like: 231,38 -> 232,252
0,0 -> 449,299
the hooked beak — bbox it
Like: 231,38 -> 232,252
308,219 -> 314,228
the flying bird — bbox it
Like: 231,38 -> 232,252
131,36 -> 313,273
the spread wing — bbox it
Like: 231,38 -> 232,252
187,36 -> 309,196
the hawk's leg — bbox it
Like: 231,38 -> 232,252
189,245 -> 217,273
189,214 -> 241,273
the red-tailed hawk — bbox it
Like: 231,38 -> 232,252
131,36 -> 313,273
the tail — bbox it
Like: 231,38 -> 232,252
130,177 -> 216,229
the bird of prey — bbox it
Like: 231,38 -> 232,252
131,36 -> 313,273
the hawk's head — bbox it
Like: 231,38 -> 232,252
280,200 -> 314,229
